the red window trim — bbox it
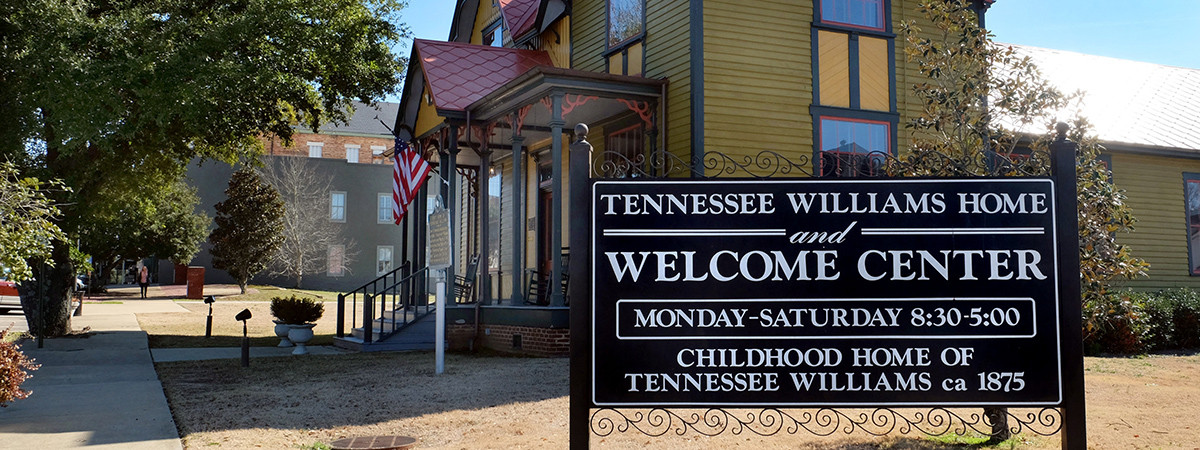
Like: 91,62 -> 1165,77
818,115 -> 892,154
820,0 -> 887,32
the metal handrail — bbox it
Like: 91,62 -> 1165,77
336,262 -> 431,344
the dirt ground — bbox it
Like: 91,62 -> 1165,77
156,351 -> 1200,449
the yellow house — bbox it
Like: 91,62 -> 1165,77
377,0 -> 1005,355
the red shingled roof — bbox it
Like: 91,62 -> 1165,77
414,39 -> 554,112
499,0 -> 541,39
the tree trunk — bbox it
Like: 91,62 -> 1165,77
18,240 -> 74,337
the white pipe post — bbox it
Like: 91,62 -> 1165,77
435,280 -> 446,375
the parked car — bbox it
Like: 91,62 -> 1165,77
0,279 -> 21,313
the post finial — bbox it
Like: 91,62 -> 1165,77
1055,122 -> 1070,142
574,123 -> 589,142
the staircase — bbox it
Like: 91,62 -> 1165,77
334,310 -> 438,352
333,263 -> 437,352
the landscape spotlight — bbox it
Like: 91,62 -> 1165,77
235,308 -> 252,367
204,295 -> 216,338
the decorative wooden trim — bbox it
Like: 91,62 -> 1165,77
616,99 -> 654,129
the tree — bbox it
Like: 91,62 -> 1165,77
899,0 -> 1147,295
0,0 -> 409,335
210,168 -> 285,294
0,162 -> 64,283
261,157 -> 356,288
76,180 -> 210,289
899,1 -> 1148,439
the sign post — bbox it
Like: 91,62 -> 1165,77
429,207 -> 452,376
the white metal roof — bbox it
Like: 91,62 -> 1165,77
1005,43 -> 1200,151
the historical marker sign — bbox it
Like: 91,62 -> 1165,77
428,208 -> 451,270
591,179 -> 1062,406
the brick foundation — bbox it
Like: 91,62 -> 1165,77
447,323 -> 570,357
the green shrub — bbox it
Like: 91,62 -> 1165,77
1083,291 -> 1149,355
1167,289 -> 1200,348
1139,290 -> 1176,352
1106,288 -> 1200,352
0,327 -> 39,407
269,295 -> 324,324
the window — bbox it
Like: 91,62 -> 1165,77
371,145 -> 386,164
488,167 -> 502,272
308,142 -> 323,158
377,246 -> 393,276
604,123 -> 645,175
378,193 -> 393,224
820,0 -> 885,30
813,0 -> 895,171
608,0 -> 644,47
606,0 -> 644,76
345,144 -> 360,163
1186,174 -> 1200,275
817,116 -> 889,177
330,191 -> 346,222
482,19 -> 504,47
327,245 -> 345,277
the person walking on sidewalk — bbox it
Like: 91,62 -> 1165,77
138,266 -> 150,299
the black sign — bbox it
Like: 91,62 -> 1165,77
591,179 -> 1062,407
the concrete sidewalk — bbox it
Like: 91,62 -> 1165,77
0,286 -> 355,449
0,302 -> 185,449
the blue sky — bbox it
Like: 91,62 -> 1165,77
388,1 -> 1199,100
988,0 -> 1200,69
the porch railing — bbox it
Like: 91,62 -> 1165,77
336,261 -> 431,344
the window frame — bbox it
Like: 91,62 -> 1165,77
345,144 -> 360,163
1185,173 -> 1200,276
817,0 -> 889,32
811,108 -> 897,178
376,245 -> 394,276
330,191 -> 347,223
307,142 -> 324,158
377,193 -> 393,224
605,0 -> 646,52
604,121 -> 646,171
482,19 -> 504,47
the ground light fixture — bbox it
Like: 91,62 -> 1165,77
235,308 -> 251,367
204,295 -> 216,337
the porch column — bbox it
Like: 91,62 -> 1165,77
444,125 -> 459,288
549,92 -> 565,306
478,141 -> 493,304
510,130 -> 526,305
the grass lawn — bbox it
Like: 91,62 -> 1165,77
199,285 -> 345,303
137,301 -> 351,348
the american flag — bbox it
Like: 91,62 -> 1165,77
392,137 -> 431,225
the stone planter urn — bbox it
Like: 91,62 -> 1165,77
286,323 -> 317,355
273,320 -> 293,347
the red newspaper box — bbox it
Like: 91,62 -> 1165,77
186,266 -> 205,299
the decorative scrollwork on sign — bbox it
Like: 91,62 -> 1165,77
590,407 -> 1062,439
